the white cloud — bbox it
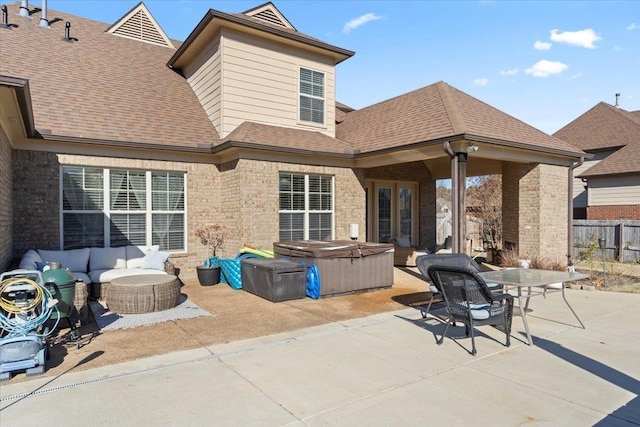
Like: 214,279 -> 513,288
342,13 -> 383,33
534,41 -> 552,51
525,60 -> 569,77
614,45 -> 623,51
500,68 -> 519,76
567,73 -> 582,80
473,78 -> 489,86
550,28 -> 601,48
627,23 -> 639,31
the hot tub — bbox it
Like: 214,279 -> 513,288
273,240 -> 394,297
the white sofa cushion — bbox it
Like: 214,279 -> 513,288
89,268 -> 167,284
126,245 -> 160,268
38,248 -> 90,273
90,247 -> 127,271
19,249 -> 43,270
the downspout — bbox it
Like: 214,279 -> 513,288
567,157 -> 584,268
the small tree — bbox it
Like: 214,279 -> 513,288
195,224 -> 226,258
467,175 -> 502,250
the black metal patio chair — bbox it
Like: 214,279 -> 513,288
415,253 -> 502,319
426,264 -> 513,355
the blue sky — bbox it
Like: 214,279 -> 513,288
22,0 -> 640,134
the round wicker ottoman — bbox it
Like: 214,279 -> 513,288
106,275 -> 180,314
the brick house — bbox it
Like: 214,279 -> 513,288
554,99 -> 640,220
0,2 -> 587,281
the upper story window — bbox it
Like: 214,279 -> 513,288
299,67 -> 325,125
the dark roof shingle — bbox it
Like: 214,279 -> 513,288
553,102 -> 640,151
0,3 -> 219,147
337,81 -> 583,156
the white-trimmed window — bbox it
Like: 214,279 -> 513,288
279,172 -> 333,241
61,166 -> 185,251
299,67 -> 325,125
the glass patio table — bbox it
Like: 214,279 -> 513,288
480,268 -> 588,345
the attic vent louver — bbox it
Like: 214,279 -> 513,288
252,9 -> 287,28
107,3 -> 174,49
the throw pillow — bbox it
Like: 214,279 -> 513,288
142,249 -> 170,271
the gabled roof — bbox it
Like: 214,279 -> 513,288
577,141 -> 640,178
106,2 -> 175,48
553,102 -> 640,151
168,4 -> 354,70
242,2 -> 296,30
336,81 -> 583,157
0,3 -> 218,148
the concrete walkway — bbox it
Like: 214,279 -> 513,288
1,289 -> 639,426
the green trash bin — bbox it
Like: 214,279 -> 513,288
43,264 -> 76,320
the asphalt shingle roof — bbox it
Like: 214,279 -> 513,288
336,81 -> 582,156
221,122 -> 354,155
0,3 -> 219,148
553,102 -> 640,151
577,141 -> 640,177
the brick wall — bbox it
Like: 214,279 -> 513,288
502,162 -> 569,264
587,205 -> 640,220
501,162 -> 519,248
12,151 -> 368,283
0,128 -> 13,271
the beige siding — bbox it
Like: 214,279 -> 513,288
573,151 -> 612,208
588,175 -> 640,206
185,40 -> 223,136
219,28 -> 336,138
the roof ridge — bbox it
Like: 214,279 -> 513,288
435,81 -> 465,134
602,102 -> 640,128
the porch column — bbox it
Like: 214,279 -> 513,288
445,142 -> 467,253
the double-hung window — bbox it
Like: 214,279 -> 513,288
299,67 -> 325,125
279,172 -> 333,241
62,166 -> 185,251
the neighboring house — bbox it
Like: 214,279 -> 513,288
554,101 -> 640,220
1,1 -> 587,279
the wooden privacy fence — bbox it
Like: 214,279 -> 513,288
573,220 -> 640,263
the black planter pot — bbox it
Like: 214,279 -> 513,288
196,265 -> 221,286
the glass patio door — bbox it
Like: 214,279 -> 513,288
367,180 -> 417,244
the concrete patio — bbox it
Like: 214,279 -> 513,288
1,271 -> 639,426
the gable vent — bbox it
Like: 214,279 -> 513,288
107,3 -> 174,49
252,9 -> 288,28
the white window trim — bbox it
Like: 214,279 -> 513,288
298,66 -> 326,127
59,166 -> 187,252
279,173 -> 335,240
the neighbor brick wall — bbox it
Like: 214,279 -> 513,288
363,161 -> 436,251
0,128 -> 13,271
587,205 -> 640,220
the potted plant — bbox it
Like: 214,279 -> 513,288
195,224 -> 226,286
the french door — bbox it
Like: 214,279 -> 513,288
366,180 -> 418,244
